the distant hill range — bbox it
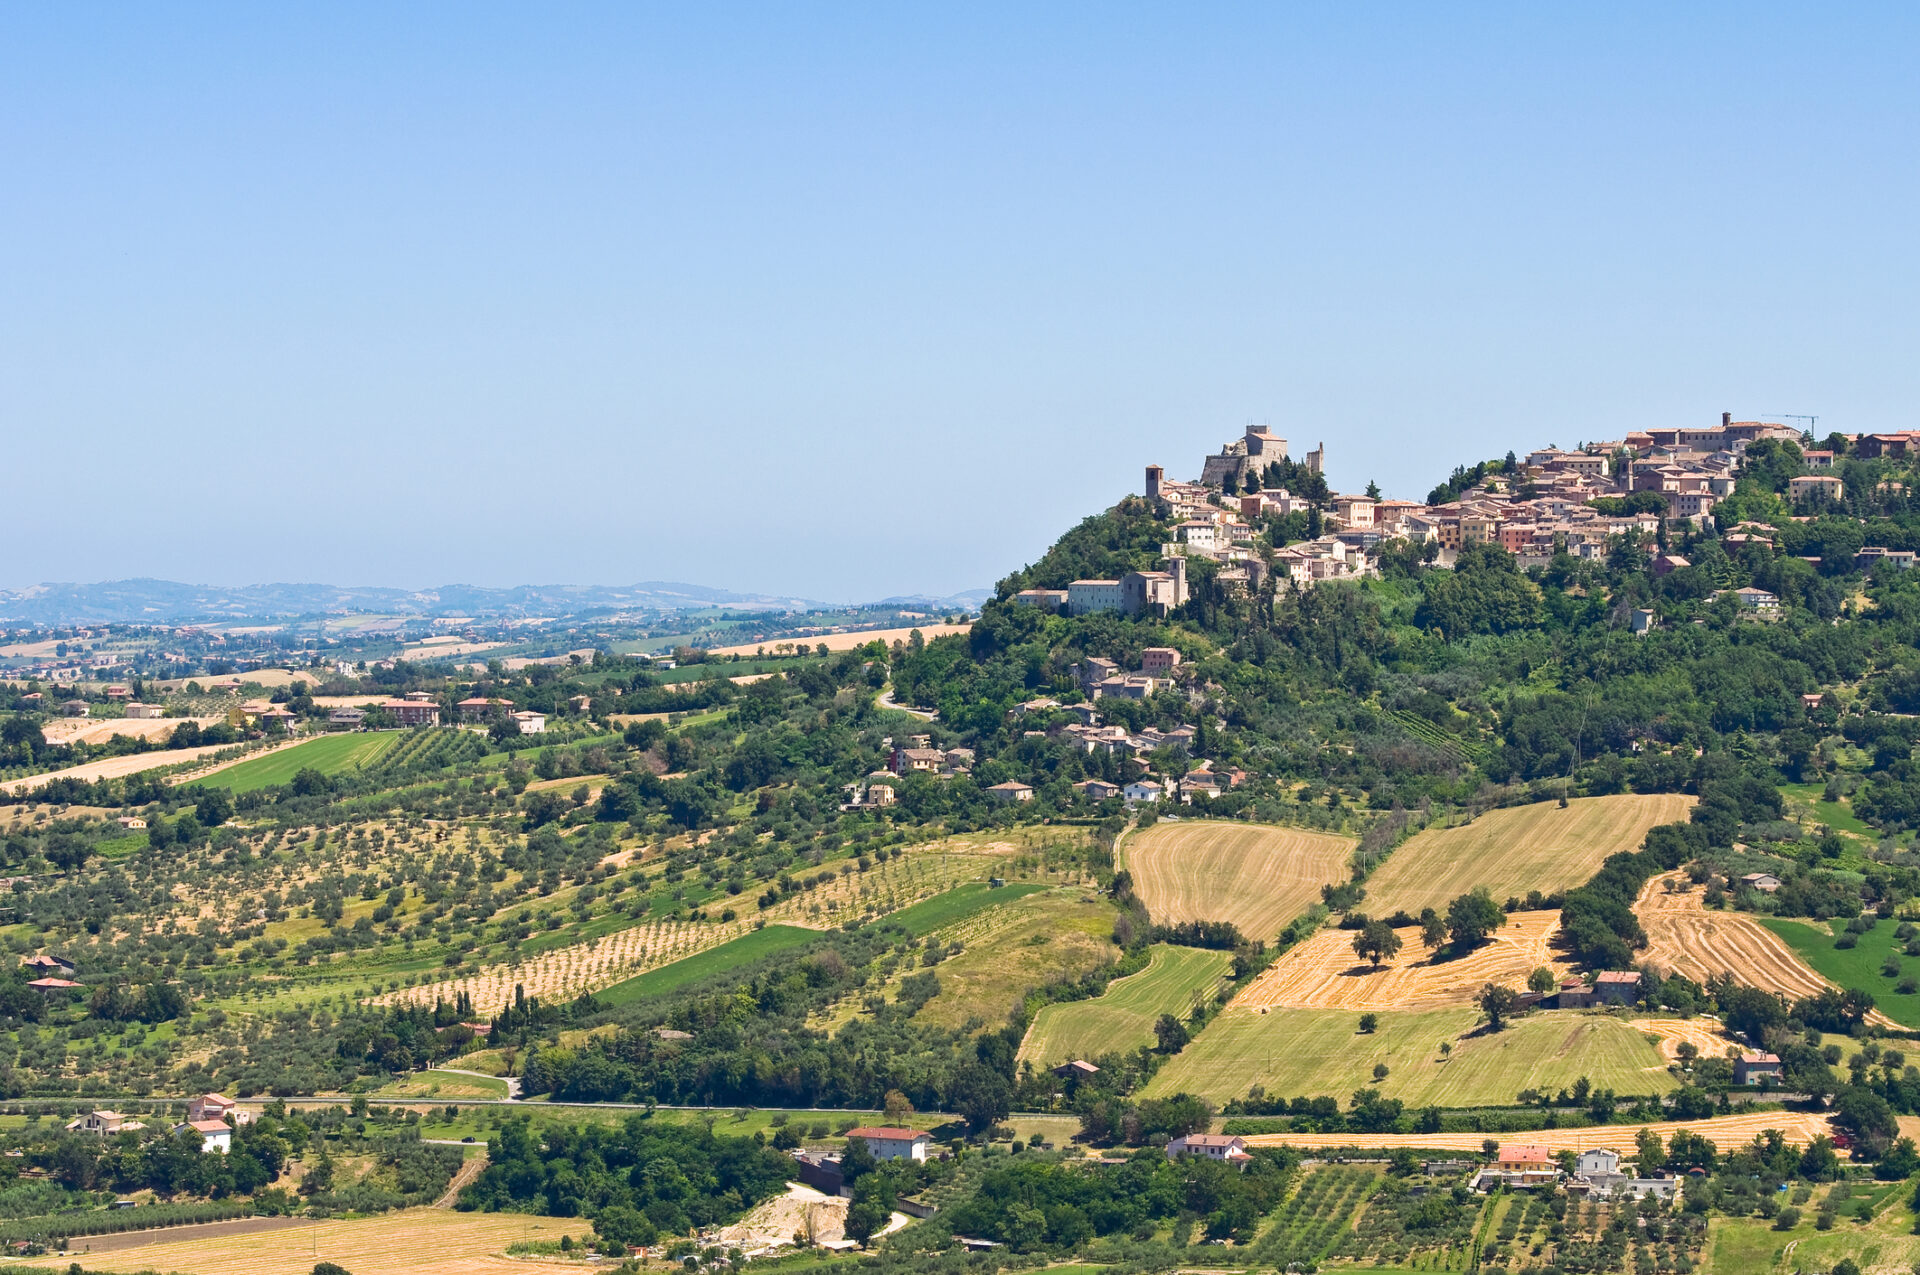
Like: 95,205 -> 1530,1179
0,578 -> 866,624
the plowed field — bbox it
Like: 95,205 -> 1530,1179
1124,822 -> 1355,942
1233,911 -> 1567,1012
1365,794 -> 1695,915
1241,1110 -> 1836,1154
1635,874 -> 1898,1028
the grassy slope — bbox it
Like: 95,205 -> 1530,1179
1760,917 -> 1920,1029
912,891 -> 1119,1032
193,731 -> 398,793
883,882 -> 1047,936
1144,1007 -> 1677,1107
595,924 -> 819,1008
1019,944 -> 1232,1067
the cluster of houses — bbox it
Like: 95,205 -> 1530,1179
66,1093 -> 250,1154
21,953 -> 78,1001
326,691 -> 546,733
1472,1145 -> 1681,1200
1009,415 -> 1917,620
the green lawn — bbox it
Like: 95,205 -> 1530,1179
191,731 -> 399,793
595,924 -> 819,1007
882,882 -> 1048,936
1144,1007 -> 1678,1108
1760,915 -> 1920,1028
1020,945 -> 1232,1068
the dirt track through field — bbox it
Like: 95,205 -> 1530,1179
1125,821 -> 1355,942
1241,1109 -> 1837,1154
1232,911 -> 1567,1012
1635,873 -> 1899,1028
1365,794 -> 1696,916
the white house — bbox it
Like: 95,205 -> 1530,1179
66,1111 -> 145,1136
1576,1149 -> 1620,1177
175,1119 -> 232,1153
1123,780 -> 1163,806
1166,1134 -> 1251,1164
513,711 -> 546,734
845,1126 -> 933,1162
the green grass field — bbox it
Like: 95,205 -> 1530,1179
1778,781 -> 1876,838
1143,1007 -> 1678,1108
595,924 -> 819,1007
1761,916 -> 1920,1028
882,882 -> 1048,936
1019,945 -> 1232,1068
912,890 -> 1118,1033
192,731 -> 398,793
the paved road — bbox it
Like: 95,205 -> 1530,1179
876,687 -> 937,720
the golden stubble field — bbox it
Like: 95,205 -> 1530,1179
1635,872 -> 1899,1028
1232,911 -> 1568,1012
1241,1109 -> 1838,1155
1123,821 -> 1355,941
71,1208 -> 584,1275
1363,794 -> 1696,916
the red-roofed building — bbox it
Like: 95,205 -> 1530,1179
383,699 -> 441,727
1167,1133 -> 1251,1164
845,1127 -> 934,1162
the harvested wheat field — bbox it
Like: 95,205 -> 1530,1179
707,623 -> 971,656
1632,1015 -> 1746,1065
1364,794 -> 1695,916
1125,821 -> 1355,941
72,1207 -> 583,1275
1636,873 -> 1898,1028
0,742 -> 242,794
39,715 -> 222,746
1234,911 -> 1568,1012
1241,1109 -> 1837,1156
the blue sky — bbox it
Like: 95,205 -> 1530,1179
4,5 -> 1918,602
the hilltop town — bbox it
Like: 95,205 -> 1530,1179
1021,415 -> 1905,619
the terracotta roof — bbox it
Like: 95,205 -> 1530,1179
845,1127 -> 931,1141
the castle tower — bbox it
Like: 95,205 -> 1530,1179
1145,464 -> 1163,500
1305,442 -> 1325,475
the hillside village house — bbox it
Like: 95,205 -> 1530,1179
175,1120 -> 232,1153
986,781 -> 1034,803
1473,1144 -> 1561,1192
512,711 -> 546,734
1166,1134 -> 1251,1165
66,1111 -> 146,1136
1734,587 -> 1780,612
187,1093 -> 252,1126
1789,474 -> 1845,504
1140,647 -> 1182,675
457,696 -> 513,721
1734,1053 -> 1784,1085
845,1127 -> 933,1162
382,696 -> 441,726
1123,779 -> 1163,806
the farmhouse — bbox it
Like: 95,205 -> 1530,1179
187,1093 -> 251,1126
382,698 -> 441,727
66,1111 -> 146,1136
1740,872 -> 1782,892
1166,1134 -> 1251,1165
986,781 -> 1034,803
457,697 -> 513,721
845,1127 -> 933,1162
27,978 -> 80,999
62,700 -> 89,717
1052,1060 -> 1100,1080
1733,1053 -> 1783,1085
174,1119 -> 232,1153
1472,1144 -> 1562,1192
1592,971 -> 1641,1004
1733,587 -> 1780,612
21,954 -> 75,976
328,707 -> 366,729
124,702 -> 164,719
511,711 -> 546,734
